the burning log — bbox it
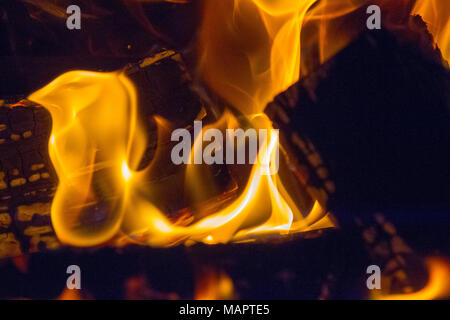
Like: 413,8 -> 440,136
266,15 -> 450,296
267,15 -> 450,219
0,50 -> 208,259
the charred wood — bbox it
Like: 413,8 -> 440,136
266,16 -> 449,297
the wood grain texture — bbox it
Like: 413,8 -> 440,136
0,100 -> 57,258
266,20 -> 450,219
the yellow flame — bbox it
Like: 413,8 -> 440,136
198,0 -> 309,113
197,0 -> 363,114
122,161 -> 133,182
375,257 -> 450,300
29,71 -> 147,246
27,0 -> 449,248
120,113 -> 333,246
57,287 -> 83,300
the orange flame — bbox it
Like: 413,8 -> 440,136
29,71 -> 146,246
197,0 -> 364,114
195,267 -> 234,300
375,257 -> 450,300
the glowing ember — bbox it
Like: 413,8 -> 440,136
374,257 -> 450,300
195,267 -> 234,300
57,287 -> 83,300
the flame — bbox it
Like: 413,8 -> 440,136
29,71 -> 146,246
28,68 -> 333,247
122,161 -> 133,182
197,0 -> 364,113
25,0 -> 449,248
195,267 -> 234,300
197,0 -> 313,113
375,257 -> 450,300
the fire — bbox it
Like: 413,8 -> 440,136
27,0 -> 343,247
26,0 -> 450,248
197,0 -> 360,114
375,257 -> 450,300
195,267 -> 234,300
27,69 -> 333,247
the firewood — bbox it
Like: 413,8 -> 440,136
266,16 -> 449,296
0,100 -> 57,259
266,16 -> 450,222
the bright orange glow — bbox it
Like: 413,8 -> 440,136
197,0 -> 363,114
375,257 -> 450,300
195,268 -> 234,300
57,288 -> 83,300
27,0 -> 450,248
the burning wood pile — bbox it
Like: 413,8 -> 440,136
0,0 -> 449,300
